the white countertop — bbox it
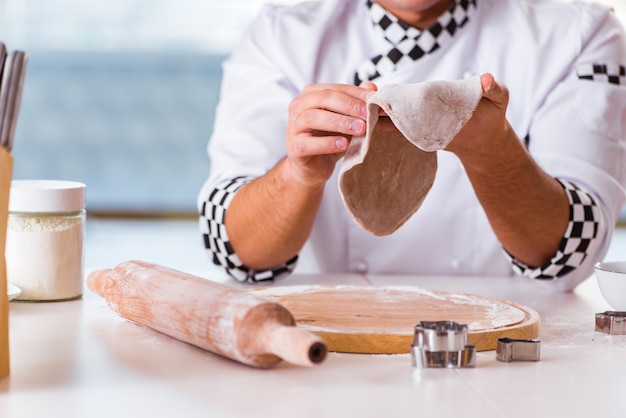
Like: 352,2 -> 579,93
1,219 -> 625,418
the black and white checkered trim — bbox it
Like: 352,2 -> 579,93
577,63 -> 626,86
199,176 -> 298,282
354,0 -> 476,85
505,179 -> 599,280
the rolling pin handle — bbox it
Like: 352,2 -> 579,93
263,323 -> 327,367
87,269 -> 113,297
308,341 -> 327,365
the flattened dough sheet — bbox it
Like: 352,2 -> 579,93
338,76 -> 483,236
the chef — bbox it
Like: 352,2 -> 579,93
197,0 -> 626,292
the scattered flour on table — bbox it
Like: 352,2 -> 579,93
250,284 -> 525,332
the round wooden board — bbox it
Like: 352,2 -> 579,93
249,285 -> 540,354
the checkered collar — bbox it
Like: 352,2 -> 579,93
355,0 -> 476,84
368,0 -> 476,46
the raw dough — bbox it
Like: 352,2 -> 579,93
338,76 -> 483,235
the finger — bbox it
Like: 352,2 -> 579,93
359,81 -> 378,92
295,84 -> 376,117
287,132 -> 351,157
301,82 -> 377,100
290,107 -> 366,138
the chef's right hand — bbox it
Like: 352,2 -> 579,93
285,83 -> 376,189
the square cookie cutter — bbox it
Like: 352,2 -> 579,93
496,337 -> 541,362
595,311 -> 626,335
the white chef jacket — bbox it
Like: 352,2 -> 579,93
198,0 -> 626,291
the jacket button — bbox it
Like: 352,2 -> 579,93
353,260 -> 368,274
463,70 -> 476,79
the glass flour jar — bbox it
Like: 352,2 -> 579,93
6,180 -> 86,302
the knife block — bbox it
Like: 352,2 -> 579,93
0,147 -> 13,378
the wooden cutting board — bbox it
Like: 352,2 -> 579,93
249,285 -> 539,354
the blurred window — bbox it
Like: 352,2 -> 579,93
0,0 -> 299,53
0,0 -> 623,54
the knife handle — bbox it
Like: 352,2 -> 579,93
0,50 -> 27,152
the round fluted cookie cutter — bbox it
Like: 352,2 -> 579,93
411,320 -> 476,368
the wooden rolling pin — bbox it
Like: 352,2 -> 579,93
87,260 -> 327,368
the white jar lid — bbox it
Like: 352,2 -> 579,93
9,180 -> 86,212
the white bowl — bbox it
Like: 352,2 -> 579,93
594,261 -> 626,311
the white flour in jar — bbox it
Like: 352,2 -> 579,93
6,214 -> 84,301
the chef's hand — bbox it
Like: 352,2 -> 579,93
445,73 -> 513,167
444,73 -> 569,268
285,82 -> 377,188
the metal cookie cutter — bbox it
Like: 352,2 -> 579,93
595,311 -> 626,335
496,338 -> 541,362
411,320 -> 476,368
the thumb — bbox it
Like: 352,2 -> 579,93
480,73 -> 509,109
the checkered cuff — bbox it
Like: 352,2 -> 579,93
504,179 -> 599,280
199,176 -> 298,282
